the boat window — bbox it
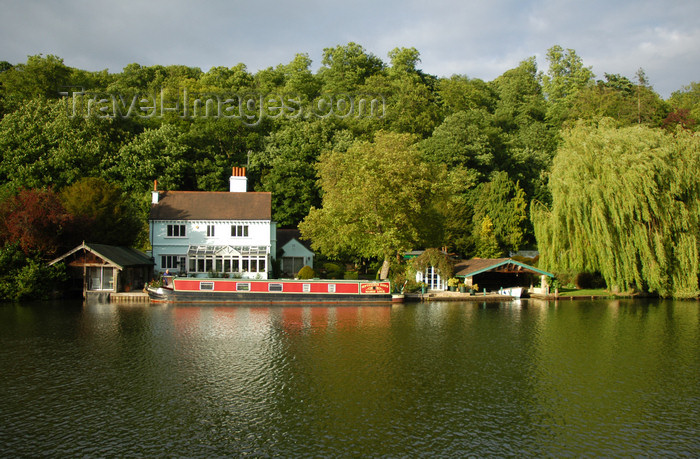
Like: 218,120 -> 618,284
268,283 -> 283,292
200,282 -> 214,290
236,283 -> 250,291
328,284 -> 336,293
303,283 -> 310,293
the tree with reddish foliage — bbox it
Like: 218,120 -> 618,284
0,188 -> 77,256
662,108 -> 696,131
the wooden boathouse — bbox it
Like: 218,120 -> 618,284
50,242 -> 154,302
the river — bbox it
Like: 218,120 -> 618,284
1,299 -> 698,456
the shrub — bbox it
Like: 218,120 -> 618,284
404,280 -> 422,293
296,265 -> 315,279
343,271 -> 359,280
323,262 -> 344,279
0,244 -> 67,301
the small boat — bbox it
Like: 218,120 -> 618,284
147,277 -> 396,304
500,287 -> 524,298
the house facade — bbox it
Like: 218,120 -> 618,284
149,168 -> 276,279
276,229 -> 314,277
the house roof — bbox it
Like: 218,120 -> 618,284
454,258 -> 553,278
149,191 -> 271,221
276,229 -> 313,252
50,243 -> 153,270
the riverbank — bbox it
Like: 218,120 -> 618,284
405,288 -> 656,302
406,291 -> 518,302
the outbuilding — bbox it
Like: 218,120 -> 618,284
454,257 -> 553,292
49,242 -> 154,301
276,229 -> 315,277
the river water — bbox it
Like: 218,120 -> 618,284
1,299 -> 698,457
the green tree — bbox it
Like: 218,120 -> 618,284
299,131 -> 446,279
471,171 -> 528,255
182,117 -> 265,192
420,109 -> 503,176
491,58 -> 555,201
570,71 -> 667,127
281,53 -> 321,101
0,243 -> 67,301
0,55 -> 71,110
251,119 -> 352,227
437,75 -> 496,116
540,45 -> 595,124
474,215 -> 502,258
199,63 -> 254,92
318,42 -> 384,92
668,81 -> 700,130
60,177 -> 143,246
104,123 -> 191,194
532,120 -> 700,298
0,98 -> 107,191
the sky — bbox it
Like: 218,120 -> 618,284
1,0 -> 698,98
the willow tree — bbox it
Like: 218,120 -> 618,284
299,131 -> 446,279
532,120 -> 700,297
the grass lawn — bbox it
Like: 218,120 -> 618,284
557,287 -> 617,297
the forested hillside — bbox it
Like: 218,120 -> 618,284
0,43 -> 698,298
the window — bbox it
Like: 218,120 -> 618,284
268,283 -> 283,292
328,284 -> 336,293
87,267 -> 114,291
231,225 -> 249,237
167,224 -> 186,237
161,255 -> 181,270
207,225 -> 215,237
282,257 -> 305,276
200,282 -> 214,290
236,283 -> 250,291
303,283 -> 310,293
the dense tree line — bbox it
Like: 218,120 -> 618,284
0,43 -> 698,299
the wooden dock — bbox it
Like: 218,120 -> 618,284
109,292 -> 150,303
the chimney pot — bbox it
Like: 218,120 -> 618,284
229,165 -> 247,192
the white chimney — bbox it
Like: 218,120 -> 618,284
151,180 -> 159,204
229,166 -> 247,192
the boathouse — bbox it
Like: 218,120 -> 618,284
49,242 -> 154,300
454,258 -> 553,292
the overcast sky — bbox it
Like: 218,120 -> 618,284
1,0 -> 698,98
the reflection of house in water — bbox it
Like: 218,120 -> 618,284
49,242 -> 154,301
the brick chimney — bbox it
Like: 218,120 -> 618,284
229,167 -> 247,192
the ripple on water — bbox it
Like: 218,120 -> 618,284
0,301 -> 699,456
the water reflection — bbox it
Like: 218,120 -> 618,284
0,300 -> 698,456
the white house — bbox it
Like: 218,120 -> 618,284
276,229 -> 314,277
149,167 -> 276,279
